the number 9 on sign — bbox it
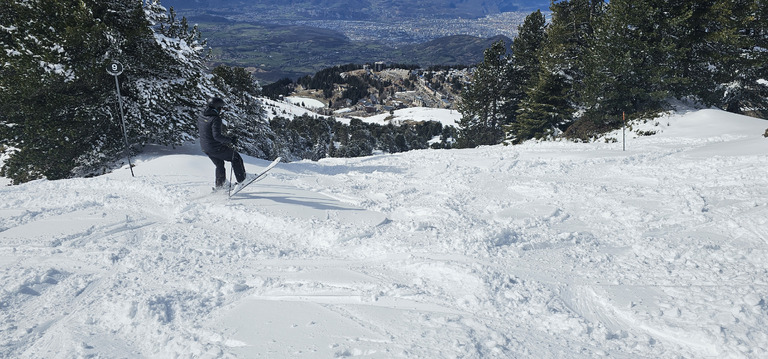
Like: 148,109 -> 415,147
107,61 -> 124,76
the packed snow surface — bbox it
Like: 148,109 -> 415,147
1,109 -> 768,358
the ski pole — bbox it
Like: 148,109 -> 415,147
228,149 -> 235,197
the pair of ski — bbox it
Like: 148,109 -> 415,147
219,157 -> 281,197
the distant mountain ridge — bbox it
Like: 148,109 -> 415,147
201,19 -> 512,82
160,0 -> 538,82
161,0 -> 550,19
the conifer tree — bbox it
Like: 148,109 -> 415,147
573,0 -> 675,140
510,72 -> 572,143
659,0 -> 716,100
542,0 -> 603,91
1,0 -> 117,182
0,0 -> 210,183
700,0 -> 768,117
511,10 -> 547,92
115,0 -> 209,146
503,10 -> 547,143
510,0 -> 603,143
576,0 -> 768,131
457,40 -> 510,148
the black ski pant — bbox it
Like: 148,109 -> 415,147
205,146 -> 246,187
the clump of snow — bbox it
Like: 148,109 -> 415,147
38,60 -> 75,81
1,108 -> 767,358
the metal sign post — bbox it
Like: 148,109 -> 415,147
107,61 -> 134,177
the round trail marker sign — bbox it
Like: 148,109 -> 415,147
107,61 -> 124,76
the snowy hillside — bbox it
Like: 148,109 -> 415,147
1,108 -> 768,358
264,96 -> 461,128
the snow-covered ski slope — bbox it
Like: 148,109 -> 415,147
1,108 -> 768,358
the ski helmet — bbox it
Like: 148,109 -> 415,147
207,97 -> 226,109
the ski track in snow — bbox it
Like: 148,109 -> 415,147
1,109 -> 768,358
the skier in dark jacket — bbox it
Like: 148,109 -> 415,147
197,97 -> 255,190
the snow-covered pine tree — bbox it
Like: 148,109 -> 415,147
572,0 -> 671,140
510,10 -> 547,93
0,0 -> 211,183
342,118 -> 375,157
510,72 -> 572,143
511,0 -> 603,144
1,0 -> 120,183
563,0 -> 767,141
117,0 -> 210,146
503,10 -> 547,144
698,0 -> 768,118
456,39 -> 510,148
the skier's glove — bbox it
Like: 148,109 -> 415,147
230,135 -> 239,147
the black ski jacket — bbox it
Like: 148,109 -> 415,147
197,107 -> 233,153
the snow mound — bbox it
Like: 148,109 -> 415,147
1,109 -> 767,358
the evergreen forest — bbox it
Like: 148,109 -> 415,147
457,0 -> 768,147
